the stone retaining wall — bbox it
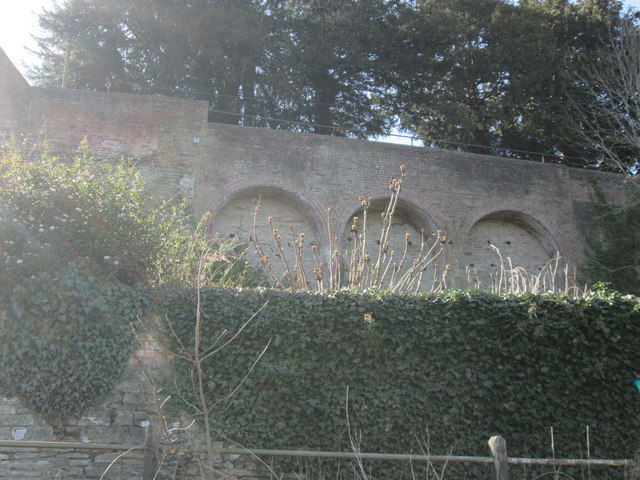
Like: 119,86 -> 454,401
0,362 -> 149,479
0,340 -> 258,479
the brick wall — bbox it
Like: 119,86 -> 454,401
0,45 -> 630,289
25,87 -> 207,164
195,124 -> 626,287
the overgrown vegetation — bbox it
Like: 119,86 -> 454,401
0,144 -> 258,430
0,144 -> 152,429
157,287 -> 640,479
582,186 -> 640,296
152,210 -> 264,289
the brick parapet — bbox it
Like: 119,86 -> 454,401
22,86 -> 207,162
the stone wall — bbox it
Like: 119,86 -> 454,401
0,340 -> 258,480
0,362 -> 150,479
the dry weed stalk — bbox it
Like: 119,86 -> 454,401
467,245 -> 587,296
252,166 -> 449,293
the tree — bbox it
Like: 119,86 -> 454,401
30,0 -> 393,137
568,16 -> 640,294
30,0 -> 627,155
256,0 -> 392,136
570,15 -> 640,180
376,0 -> 623,161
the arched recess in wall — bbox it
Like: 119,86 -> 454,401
338,197 -> 447,292
209,184 -> 325,287
462,210 -> 560,290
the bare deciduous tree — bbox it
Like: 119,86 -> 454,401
571,16 -> 640,185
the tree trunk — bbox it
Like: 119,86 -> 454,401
313,73 -> 335,135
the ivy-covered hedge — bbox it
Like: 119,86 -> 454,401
0,263 -> 145,426
0,147 -> 153,428
157,288 -> 640,479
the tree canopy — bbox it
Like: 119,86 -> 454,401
569,15 -> 640,177
30,0 -> 630,162
376,0 -> 625,161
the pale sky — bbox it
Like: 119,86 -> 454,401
0,0 -> 56,77
2,0 -> 640,81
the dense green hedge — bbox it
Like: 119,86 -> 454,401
0,148 -> 154,429
156,288 -> 640,479
0,263 -> 145,428
0,146 -> 262,430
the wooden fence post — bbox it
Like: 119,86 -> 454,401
631,450 -> 640,480
143,423 -> 160,480
488,436 -> 508,480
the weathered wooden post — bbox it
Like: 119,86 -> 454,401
631,450 -> 640,480
488,435 -> 509,480
143,423 -> 160,480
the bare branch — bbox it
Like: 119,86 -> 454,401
570,16 -> 640,186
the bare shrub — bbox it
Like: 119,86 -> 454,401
252,166 -> 449,293
466,245 -> 586,296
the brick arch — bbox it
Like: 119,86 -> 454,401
335,194 -> 448,292
208,180 -> 329,247
334,190 -> 447,241
461,202 -> 568,261
461,205 -> 568,288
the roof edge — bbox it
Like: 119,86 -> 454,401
0,46 -> 30,90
